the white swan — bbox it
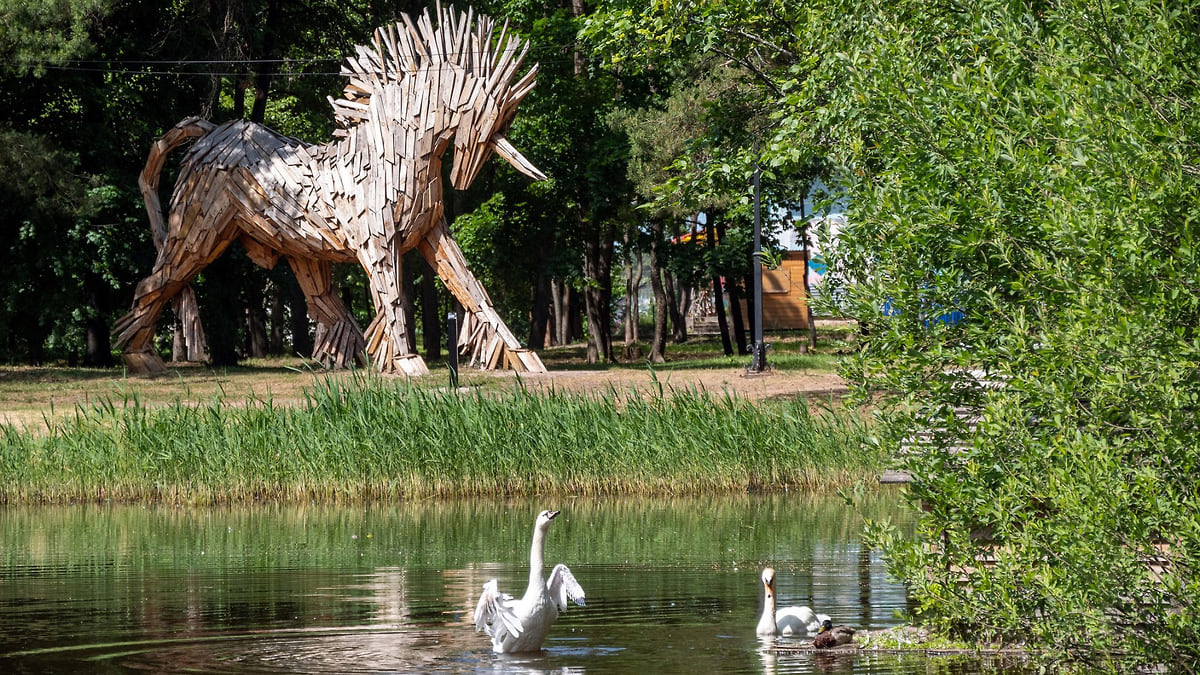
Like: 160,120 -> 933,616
473,509 -> 586,653
756,567 -> 829,636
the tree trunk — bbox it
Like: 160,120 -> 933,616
705,223 -> 733,356
570,285 -> 584,343
742,270 -> 756,351
663,270 -> 682,343
715,220 -> 748,354
288,281 -> 313,357
623,230 -> 643,356
267,281 -> 284,354
26,322 -> 48,366
622,243 -> 646,361
648,219 -> 668,363
421,260 -> 441,360
672,278 -> 691,344
728,280 -> 748,355
233,71 -> 247,119
245,303 -> 268,358
572,0 -> 587,74
249,0 -> 283,124
664,220 -> 686,344
582,223 -> 615,363
631,250 -> 643,342
399,251 -> 417,354
530,269 -> 551,349
550,277 -> 565,346
84,317 -> 113,367
528,237 -> 554,349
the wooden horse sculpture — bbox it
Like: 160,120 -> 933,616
114,4 -> 547,376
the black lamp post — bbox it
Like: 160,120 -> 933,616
447,311 -> 459,388
747,160 -> 768,373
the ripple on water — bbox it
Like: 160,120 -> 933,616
0,496 -> 1029,674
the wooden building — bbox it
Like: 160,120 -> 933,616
756,250 -> 811,330
688,251 -> 811,334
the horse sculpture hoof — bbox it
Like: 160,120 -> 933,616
121,350 -> 168,376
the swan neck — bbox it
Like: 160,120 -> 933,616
527,524 -> 547,591
756,587 -> 777,635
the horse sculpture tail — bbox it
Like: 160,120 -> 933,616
136,116 -> 217,363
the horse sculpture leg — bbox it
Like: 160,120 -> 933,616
358,249 -> 429,376
418,220 -> 546,373
113,220 -> 238,374
286,257 -> 367,369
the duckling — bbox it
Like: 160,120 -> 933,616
812,619 -> 856,649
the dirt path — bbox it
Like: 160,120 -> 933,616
0,355 -> 848,434
474,367 -> 848,402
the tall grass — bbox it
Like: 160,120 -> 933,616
0,373 -> 882,503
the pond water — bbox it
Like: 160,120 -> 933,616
0,491 -> 1026,674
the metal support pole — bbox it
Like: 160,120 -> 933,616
447,311 -> 459,388
748,161 -> 768,373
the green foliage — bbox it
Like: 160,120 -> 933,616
584,0 -> 827,195
452,192 -> 543,342
591,0 -> 1200,667
806,0 -> 1200,669
0,129 -> 97,361
588,0 -> 829,338
606,64 -> 753,216
0,0 -> 113,75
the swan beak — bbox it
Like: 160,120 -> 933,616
547,510 -> 560,520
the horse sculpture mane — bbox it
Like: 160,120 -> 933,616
331,7 -> 537,128
114,4 -> 547,376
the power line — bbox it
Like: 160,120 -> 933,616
33,65 -> 344,77
23,60 -> 574,78
15,44 -> 581,77
41,58 -> 342,65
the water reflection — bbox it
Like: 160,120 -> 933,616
0,492 -> 1025,673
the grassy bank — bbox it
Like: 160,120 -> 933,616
0,373 -> 880,503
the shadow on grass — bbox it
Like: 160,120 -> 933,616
539,341 -> 841,374
0,357 -> 317,387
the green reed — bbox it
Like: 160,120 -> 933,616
0,372 -> 882,503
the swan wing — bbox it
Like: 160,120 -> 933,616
547,564 -> 586,612
776,606 -> 819,635
474,579 -> 524,639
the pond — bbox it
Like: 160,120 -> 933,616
0,491 -> 1026,674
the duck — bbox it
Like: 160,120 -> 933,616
473,509 -> 586,653
812,618 -> 856,648
756,567 -> 829,636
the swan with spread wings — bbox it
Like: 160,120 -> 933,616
473,510 -> 586,653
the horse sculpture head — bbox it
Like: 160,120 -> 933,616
329,4 -> 545,192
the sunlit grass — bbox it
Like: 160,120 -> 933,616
539,332 -> 848,372
645,350 -> 841,372
0,372 -> 881,504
